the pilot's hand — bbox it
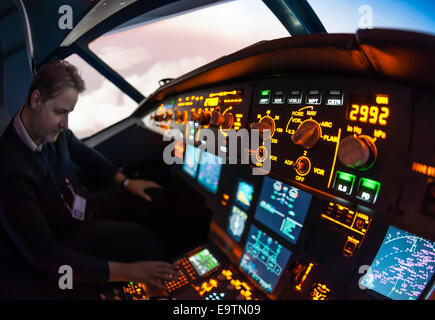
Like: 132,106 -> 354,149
125,179 -> 162,202
127,261 -> 178,292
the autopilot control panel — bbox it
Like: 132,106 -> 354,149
135,73 -> 435,300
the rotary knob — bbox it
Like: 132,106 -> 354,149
173,110 -> 182,121
291,119 -> 321,149
190,111 -> 200,122
198,111 -> 211,125
211,111 -> 234,129
292,156 -> 311,176
163,110 -> 172,121
338,135 -> 377,169
153,112 -> 165,122
250,116 -> 275,140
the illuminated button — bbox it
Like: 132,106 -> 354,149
259,90 -> 271,104
305,90 -> 322,105
288,90 -> 302,104
272,91 -> 285,104
325,89 -> 344,106
356,178 -> 380,204
333,171 -> 355,195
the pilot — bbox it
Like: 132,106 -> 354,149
0,60 -> 178,298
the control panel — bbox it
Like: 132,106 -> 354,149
139,73 -> 435,301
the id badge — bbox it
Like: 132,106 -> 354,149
72,194 -> 87,221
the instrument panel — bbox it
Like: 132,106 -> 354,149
139,73 -> 435,300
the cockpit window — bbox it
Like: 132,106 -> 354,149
307,0 -> 435,35
88,0 -> 289,96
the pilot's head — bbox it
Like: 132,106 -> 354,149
24,60 -> 85,144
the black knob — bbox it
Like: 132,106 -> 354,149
291,119 -> 321,149
198,112 -> 211,125
190,111 -> 200,122
250,116 -> 275,140
163,110 -> 172,120
338,135 -> 377,169
292,156 -> 311,176
211,111 -> 234,129
153,113 -> 164,121
174,110 -> 182,121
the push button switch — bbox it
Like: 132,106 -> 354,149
356,178 -> 381,204
333,171 -> 355,195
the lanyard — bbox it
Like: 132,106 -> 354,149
40,145 -> 74,212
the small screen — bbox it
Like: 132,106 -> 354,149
240,225 -> 292,293
182,144 -> 201,178
227,205 -> 248,242
254,177 -> 312,244
361,226 -> 435,300
188,248 -> 220,277
234,180 -> 255,210
197,151 -> 223,193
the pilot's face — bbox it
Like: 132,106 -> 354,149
32,87 -> 78,143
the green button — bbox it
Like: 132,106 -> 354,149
356,178 -> 381,203
259,90 -> 271,104
333,171 -> 355,195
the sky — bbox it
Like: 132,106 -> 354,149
66,0 -> 435,139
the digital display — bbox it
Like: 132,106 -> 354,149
188,248 -> 220,277
182,144 -> 201,178
240,225 -> 292,293
347,104 -> 390,126
234,180 -> 255,210
197,151 -> 223,193
227,205 -> 248,242
254,177 -> 312,244
361,226 -> 435,300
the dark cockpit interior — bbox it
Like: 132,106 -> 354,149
0,0 -> 434,301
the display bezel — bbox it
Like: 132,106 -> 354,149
361,225 -> 435,301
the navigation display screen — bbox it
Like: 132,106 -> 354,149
254,177 -> 312,244
234,180 -> 255,210
240,225 -> 292,293
197,151 -> 223,193
227,205 -> 248,242
182,144 -> 201,178
361,226 -> 435,300
188,248 -> 220,277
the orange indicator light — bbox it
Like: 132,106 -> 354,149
295,263 -> 314,291
376,95 -> 389,104
412,162 -> 435,178
204,97 -> 220,107
210,90 -> 237,97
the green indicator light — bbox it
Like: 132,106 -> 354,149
361,178 -> 380,191
337,171 -> 355,182
171,100 -> 175,104
261,90 -> 271,96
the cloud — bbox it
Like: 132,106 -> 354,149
126,55 -> 208,95
69,55 -> 207,138
69,79 -> 137,139
95,45 -> 151,71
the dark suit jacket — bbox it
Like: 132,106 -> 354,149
0,121 -> 119,283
